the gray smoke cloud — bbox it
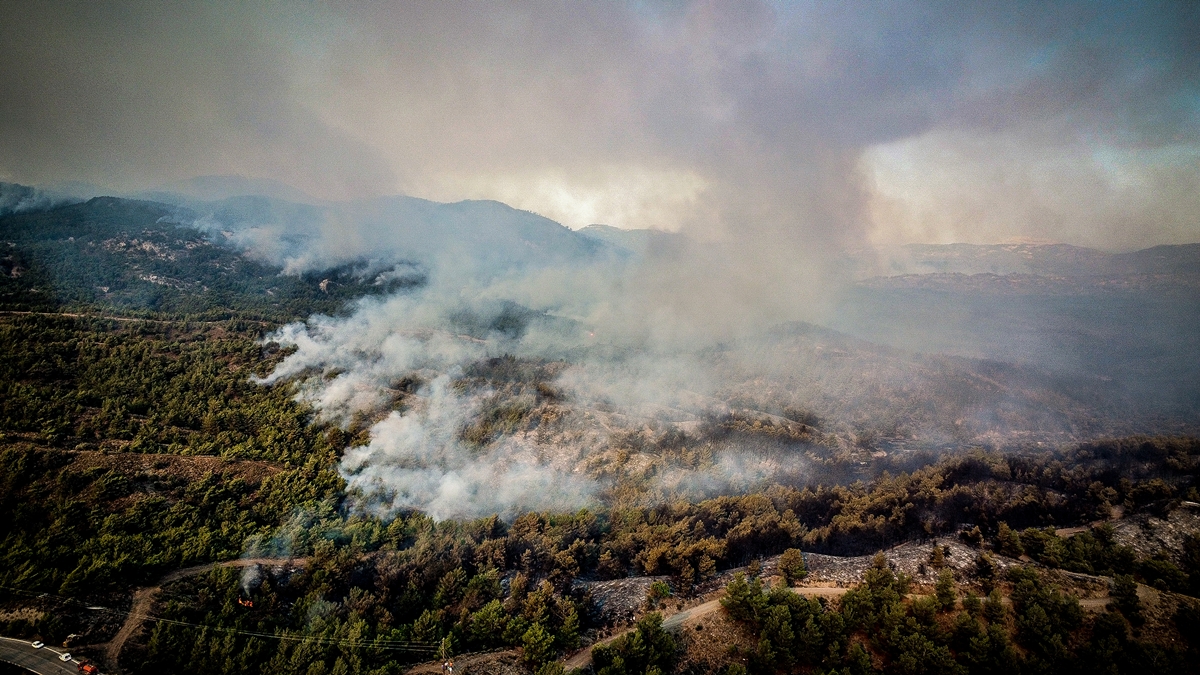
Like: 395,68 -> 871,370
247,213 -> 1162,520
229,191 -> 853,519
2,1 -> 1198,250
0,182 -> 80,216
253,248 -> 746,519
5,1 -> 1197,518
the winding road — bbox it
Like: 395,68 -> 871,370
104,557 -> 308,671
0,636 -> 81,675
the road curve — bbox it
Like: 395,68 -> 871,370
0,636 -> 81,675
562,597 -> 728,670
105,557 -> 308,670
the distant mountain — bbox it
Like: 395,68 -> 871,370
1110,243 -> 1200,276
0,196 -> 413,320
135,175 -> 324,205
141,179 -> 624,278
830,242 -> 1200,421
875,241 -> 1200,278
187,194 -> 622,279
577,223 -> 684,257
0,190 -> 628,320
335,196 -> 617,272
858,242 -> 1200,297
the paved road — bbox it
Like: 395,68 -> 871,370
0,636 -> 81,675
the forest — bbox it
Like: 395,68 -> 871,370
3,429 -> 1198,673
2,312 -> 1199,675
0,197 -> 419,320
718,556 -> 1200,675
1,247 -> 1199,674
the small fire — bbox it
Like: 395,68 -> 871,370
237,597 -> 254,608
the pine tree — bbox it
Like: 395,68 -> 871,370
936,569 -> 957,611
779,548 -> 807,585
1110,574 -> 1143,625
721,572 -> 766,623
996,522 -> 1025,558
521,623 -> 555,667
984,589 -> 1007,624
930,544 -> 946,569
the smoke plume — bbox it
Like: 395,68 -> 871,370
6,1 -> 1193,519
245,198 -> 1189,520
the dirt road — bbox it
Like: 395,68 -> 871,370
105,557 -> 307,670
562,599 -> 722,670
563,586 -> 850,670
561,579 -> 1124,671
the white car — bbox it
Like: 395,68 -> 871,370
30,641 -> 43,649
59,653 -> 72,662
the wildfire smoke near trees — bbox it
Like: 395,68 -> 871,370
2,2 -> 1200,674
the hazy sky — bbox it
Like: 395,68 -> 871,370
1,1 -> 1197,250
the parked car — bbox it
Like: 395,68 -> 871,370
30,641 -> 43,649
59,653 -> 72,662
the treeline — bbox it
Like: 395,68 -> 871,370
86,436 -> 1200,672
3,312 -> 1200,672
989,522 -> 1200,598
574,436 -> 1200,591
0,315 -> 343,462
0,445 -> 339,594
0,197 -> 416,321
2,434 -> 1198,672
719,559 -> 1200,675
0,314 -> 352,594
3,432 -> 1199,623
126,508 -> 677,675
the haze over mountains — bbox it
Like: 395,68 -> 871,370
4,177 -> 1198,517
4,5 -> 1200,672
829,242 -> 1200,425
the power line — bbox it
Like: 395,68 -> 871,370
0,585 -> 440,653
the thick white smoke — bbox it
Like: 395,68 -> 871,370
242,178 -> 1187,521
251,213 -> 826,520
340,375 -> 597,520
257,275 -> 735,520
